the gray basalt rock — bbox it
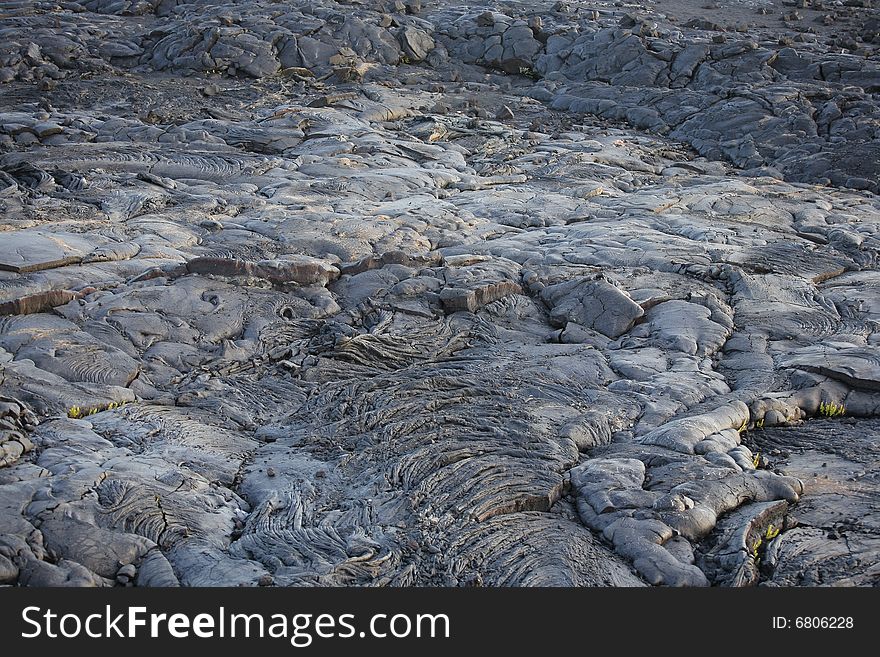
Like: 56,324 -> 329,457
398,26 -> 435,62
0,230 -> 93,273
186,256 -> 340,287
541,276 -> 644,339
0,0 -> 877,589
0,395 -> 37,468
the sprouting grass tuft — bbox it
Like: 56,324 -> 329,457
68,399 -> 129,419
818,401 -> 845,418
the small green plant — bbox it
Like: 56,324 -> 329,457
67,400 -> 128,419
765,524 -> 780,540
751,537 -> 762,560
752,452 -> 761,468
738,418 -> 748,432
818,401 -> 846,418
755,418 -> 765,429
518,66 -> 539,79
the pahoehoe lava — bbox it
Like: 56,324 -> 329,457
0,0 -> 878,587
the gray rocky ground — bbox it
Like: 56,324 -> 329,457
0,0 -> 878,587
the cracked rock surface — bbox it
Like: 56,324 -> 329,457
0,0 -> 878,587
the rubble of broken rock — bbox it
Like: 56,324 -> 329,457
0,0 -> 878,587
